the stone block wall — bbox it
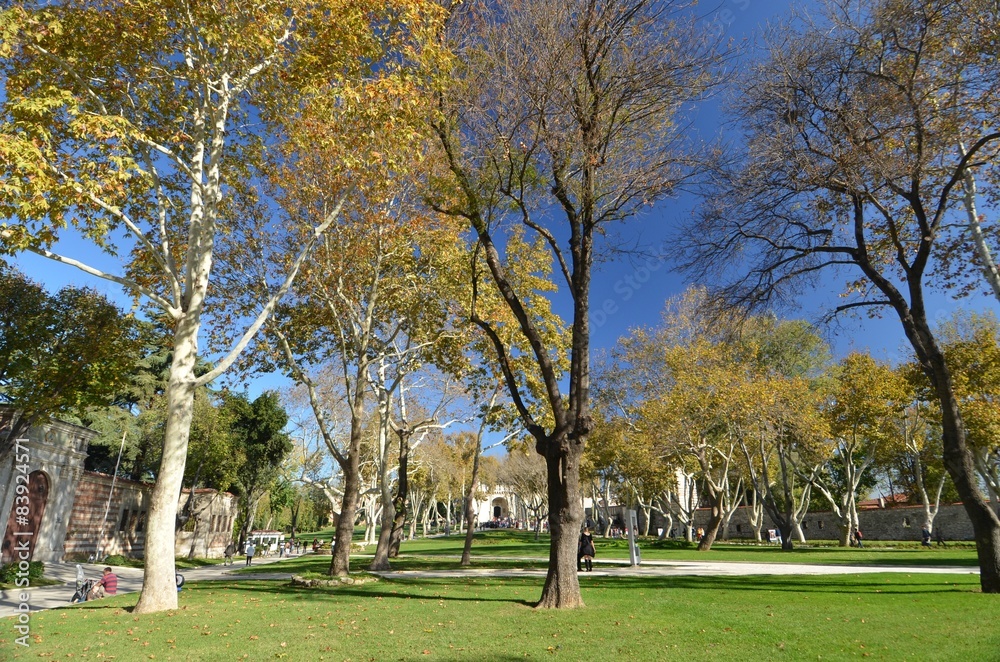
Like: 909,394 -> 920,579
64,472 -> 237,560
175,489 -> 238,559
669,502 -> 996,542
63,471 -> 152,558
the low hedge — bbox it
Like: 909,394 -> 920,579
0,560 -> 44,583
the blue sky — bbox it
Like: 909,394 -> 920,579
8,0 -> 994,402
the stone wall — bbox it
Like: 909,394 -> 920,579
665,502 -> 997,542
175,489 -> 238,559
63,471 -> 152,559
2,409 -> 239,562
63,472 -> 238,560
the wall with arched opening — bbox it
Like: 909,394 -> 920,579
0,408 -> 93,564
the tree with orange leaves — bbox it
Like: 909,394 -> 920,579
0,0 -> 446,612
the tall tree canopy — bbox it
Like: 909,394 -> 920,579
0,264 -> 139,456
0,0 -> 446,612
431,0 -> 725,608
224,391 -> 292,547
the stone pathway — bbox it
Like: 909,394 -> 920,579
376,556 -> 980,580
0,553 -> 297,619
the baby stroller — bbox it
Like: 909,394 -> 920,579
70,564 -> 94,603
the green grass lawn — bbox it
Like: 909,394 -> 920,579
3,573 -> 998,661
2,531 -> 990,661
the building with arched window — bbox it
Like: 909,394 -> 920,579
1,408 -> 93,564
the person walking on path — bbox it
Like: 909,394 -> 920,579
578,527 -> 596,572
853,527 -> 864,549
224,541 -> 236,566
245,541 -> 256,566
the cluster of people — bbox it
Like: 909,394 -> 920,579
922,526 -> 947,547
479,517 -> 523,529
222,538 -> 310,566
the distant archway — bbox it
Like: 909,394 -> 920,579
491,497 -> 509,520
2,471 -> 50,563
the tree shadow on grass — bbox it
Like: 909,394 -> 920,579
182,578 -> 538,607
228,555 -> 549,574
195,573 -> 973,604
581,574 -> 982,595
192,571 -> 982,601
409,543 -> 549,558
94,572 -> 976,616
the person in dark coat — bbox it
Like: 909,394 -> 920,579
578,527 -> 596,572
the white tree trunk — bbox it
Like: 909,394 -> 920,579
959,142 -> 1000,302
133,316 -> 199,613
747,491 -> 764,542
445,490 -> 453,535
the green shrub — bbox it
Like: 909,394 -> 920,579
103,554 -> 143,568
0,560 -> 44,583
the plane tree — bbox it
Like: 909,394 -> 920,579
0,0 -> 441,611
502,448 -> 549,540
931,311 -> 1000,504
727,319 -> 833,550
810,353 -> 908,546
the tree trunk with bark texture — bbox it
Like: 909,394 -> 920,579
368,499 -> 394,571
915,319 -> 1000,592
535,441 -> 585,609
388,430 -> 411,558
329,420 -> 363,577
697,496 -> 724,551
134,316 -> 198,614
461,431 -> 483,566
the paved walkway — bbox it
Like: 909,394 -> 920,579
0,553 -> 297,619
377,556 -> 980,580
0,553 -> 978,619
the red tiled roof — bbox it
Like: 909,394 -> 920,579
857,493 -> 910,508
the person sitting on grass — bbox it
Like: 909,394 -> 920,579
88,567 -> 118,600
